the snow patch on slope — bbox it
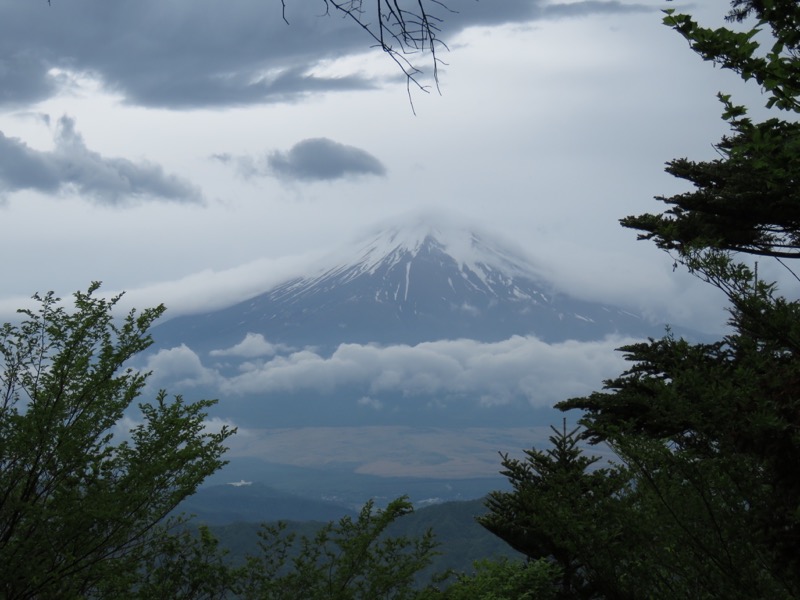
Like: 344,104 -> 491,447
318,211 -> 543,282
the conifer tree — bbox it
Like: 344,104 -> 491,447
479,423 -> 631,599
563,1 -> 800,596
483,2 -> 800,597
622,0 -> 800,258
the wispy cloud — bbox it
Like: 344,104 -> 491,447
0,116 -> 201,205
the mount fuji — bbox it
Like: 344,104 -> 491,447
141,214 -> 668,430
151,215 -> 652,355
127,212 -> 697,499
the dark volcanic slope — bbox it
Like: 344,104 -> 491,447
151,222 -> 652,354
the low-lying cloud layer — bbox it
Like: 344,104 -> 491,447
209,333 -> 292,358
145,333 -> 634,417
0,116 -> 201,204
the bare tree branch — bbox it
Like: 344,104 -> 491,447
282,1 -> 453,111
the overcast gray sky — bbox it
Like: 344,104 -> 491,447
0,0 -> 784,334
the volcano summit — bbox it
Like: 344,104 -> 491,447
152,215 -> 651,354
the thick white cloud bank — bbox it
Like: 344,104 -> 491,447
146,333 -> 635,412
145,344 -> 221,389
209,333 -> 291,358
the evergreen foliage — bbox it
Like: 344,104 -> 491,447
622,1 -> 800,258
479,424 -> 632,599
480,1 -> 800,598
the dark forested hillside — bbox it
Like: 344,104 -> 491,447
204,498 -> 520,582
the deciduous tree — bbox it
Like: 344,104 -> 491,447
239,497 -> 439,599
0,283 -> 234,599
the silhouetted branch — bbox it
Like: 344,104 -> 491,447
283,1 -> 453,111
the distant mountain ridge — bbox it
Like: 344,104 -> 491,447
200,497 -> 522,584
152,215 -> 652,353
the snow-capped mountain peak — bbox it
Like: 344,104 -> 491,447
311,213 -> 541,292
152,213 -> 650,352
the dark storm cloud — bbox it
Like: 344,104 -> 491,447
442,0 -> 649,27
268,138 -> 386,181
0,54 -> 58,109
213,138 -> 386,181
0,1 -> 650,110
0,116 -> 201,205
